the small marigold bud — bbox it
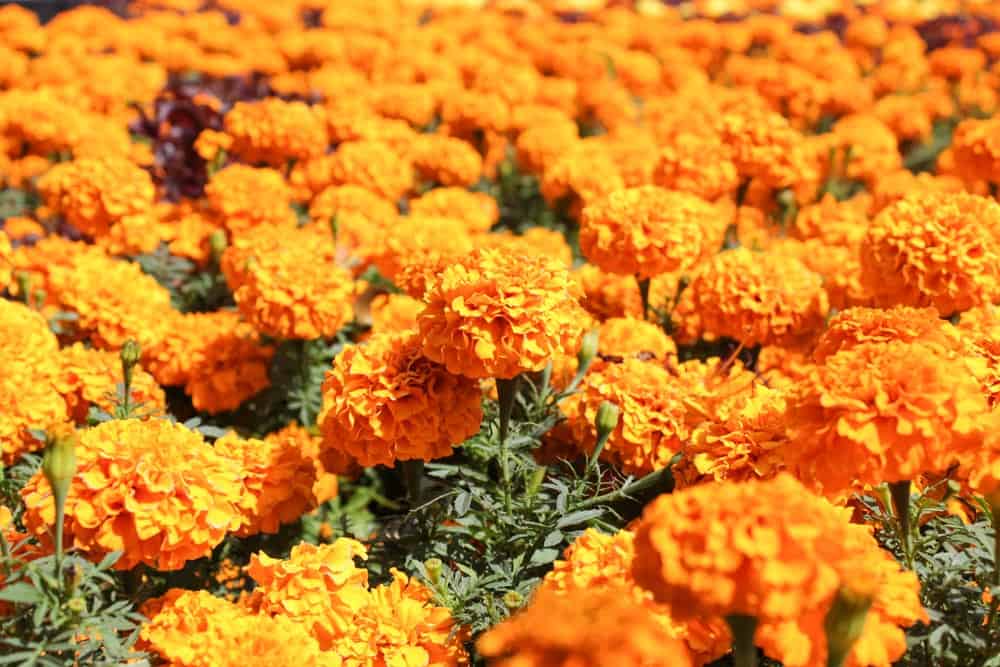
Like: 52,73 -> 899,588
42,432 -> 77,502
503,591 -> 524,611
209,229 -> 228,263
577,329 -> 599,371
425,558 -> 443,585
595,401 -> 621,440
65,596 -> 86,614
120,339 -> 142,372
824,584 -> 875,667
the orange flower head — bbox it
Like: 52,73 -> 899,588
222,98 -> 327,166
0,361 -> 68,465
481,228 -> 574,269
580,185 -> 723,279
477,585 -> 693,667
36,155 -> 155,241
957,305 -> 1000,407
244,539 -> 371,650
265,422 -> 345,504
373,215 -> 474,292
55,343 -> 165,423
318,331 -> 483,467
408,134 -> 483,187
653,133 -> 740,201
409,187 -> 499,235
367,292 -> 425,336
597,316 -> 677,362
21,419 -> 244,570
205,164 -> 297,236
180,318 -> 274,415
813,306 -> 962,363
215,431 -> 318,537
330,140 -> 414,202
418,248 -> 587,379
792,194 -> 869,249
716,107 -> 815,189
673,248 -> 829,347
950,117 -> 1000,183
573,264 -> 644,320
860,192 -> 1000,315
786,341 -> 990,496
309,183 -> 398,229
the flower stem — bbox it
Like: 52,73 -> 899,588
726,614 -> 758,667
888,480 -> 912,568
496,376 -> 521,513
636,276 -> 651,321
577,455 -> 679,510
402,459 -> 425,508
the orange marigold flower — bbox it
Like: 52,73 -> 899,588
553,358 -> 689,476
21,419 -> 244,570
653,133 -> 740,201
957,305 -> 1000,407
244,539 -> 371,650
477,585 -> 693,667
632,473 -> 925,647
830,114 -> 903,186
440,89 -> 510,136
265,422 -> 345,504
541,147 -> 625,213
372,215 -> 474,292
367,292 -> 424,336
140,589 -> 340,667
193,128 -> 233,162
309,183 -> 398,228
409,187 -> 498,235
0,362 -> 68,464
182,318 -> 274,414
418,248 -> 587,379
768,238 -> 869,312
785,341 -> 989,496
673,248 -> 829,347
55,343 -> 165,423
205,164 -> 297,236
36,155 -> 155,241
716,107 -> 815,189
330,140 -> 414,202
215,431 -> 318,537
573,264 -> 644,320
860,192 -> 1000,315
222,98 -> 327,166
812,306 -> 962,363
318,332 -> 483,467
481,228 -> 574,269
868,170 -> 965,215
515,119 -> 579,174
597,316 -> 677,362
580,186 -> 723,279
538,528 -> 731,665
792,194 -> 869,248
408,134 -> 483,187
0,230 -> 11,288
951,117 -> 1000,184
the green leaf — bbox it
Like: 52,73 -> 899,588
0,581 -> 43,604
453,491 -> 472,517
529,548 -> 560,565
556,509 -> 604,529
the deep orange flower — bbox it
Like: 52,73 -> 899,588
408,134 -> 484,188
366,292 -> 425,336
716,107 -> 815,189
409,187 -> 499,235
481,228 -> 574,269
372,215 -> 474,293
860,192 -> 1000,315
21,419 -> 244,570
580,185 -> 723,279
265,422 -> 344,503
951,117 -> 1000,184
222,98 -> 327,166
573,263 -> 644,320
318,332 -> 483,467
205,164 -> 297,236
330,140 -> 414,202
653,133 -> 739,201
673,248 -> 828,347
418,248 -> 587,379
309,184 -> 399,229
812,306 -> 962,363
958,305 -> 1000,406
596,316 -> 677,362
55,343 -> 165,422
785,341 -> 989,496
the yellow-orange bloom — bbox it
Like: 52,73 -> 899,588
674,248 -> 828,347
580,186 -> 723,278
716,107 -> 815,189
21,419 -> 244,570
409,187 -> 499,235
222,98 -> 327,166
264,422 -> 343,504
812,306 -> 961,363
477,585 -> 693,667
408,134 -> 483,188
366,292 -> 425,336
653,133 -> 739,201
205,164 -> 297,236
318,332 -> 483,467
785,341 -> 989,496
55,342 -> 165,422
215,431 -> 318,537
573,264 -> 644,320
597,316 -> 677,362
942,117 -> 1000,184
330,140 -> 414,202
309,184 -> 398,229
860,192 -> 1000,315
418,248 -> 587,379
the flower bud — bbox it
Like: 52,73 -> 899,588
824,583 -> 874,667
595,401 -> 621,440
424,558 -> 443,585
503,591 -> 524,611
120,339 -> 141,373
577,329 -> 599,372
43,432 -> 78,505
209,229 -> 228,263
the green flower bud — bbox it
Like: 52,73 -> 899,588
120,339 -> 141,372
503,591 -> 524,611
595,401 -> 621,440
824,584 -> 874,667
43,432 -> 77,502
65,597 -> 86,614
424,558 -> 443,585
577,329 -> 599,371
209,229 -> 228,263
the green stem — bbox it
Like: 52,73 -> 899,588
992,507 -> 1000,589
636,276 -> 651,321
496,376 -> 521,513
586,431 -> 612,481
0,530 -> 11,578
402,459 -> 425,508
577,456 -> 678,510
888,480 -> 913,569
53,488 -> 66,580
726,614 -> 758,667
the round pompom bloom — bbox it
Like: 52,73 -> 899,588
222,98 -> 328,166
372,215 -> 474,290
140,589 -> 341,667
950,117 -> 1000,183
481,228 -> 575,269
36,155 -> 154,240
515,119 -> 579,174
792,194 -> 869,248
366,292 -> 424,336
234,234 -> 355,340
330,140 -> 413,202
244,539 -> 372,650
580,186 -> 723,279
477,585 -> 693,667
0,297 -> 59,366
596,317 -> 677,362
55,343 -> 165,423
408,134 -> 483,187
308,183 -> 398,228
785,341 -> 990,496
553,358 -> 689,476
958,305 -> 1000,406
0,230 -> 11,288
573,264 -> 644,320
409,187 -> 499,235
653,133 -> 740,201
768,238 -> 869,312
21,419 -> 244,570
220,223 -> 294,292
812,306 -> 962,363
673,248 -> 829,347
539,529 -> 731,665
418,248 -> 587,379
265,422 -> 343,504
205,164 -> 297,236
716,107 -> 816,189
0,363 -> 68,465
214,431 -> 318,537
318,332 -> 483,467
860,192 -> 1000,315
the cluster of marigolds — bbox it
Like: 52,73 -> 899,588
6,0 -> 1000,665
